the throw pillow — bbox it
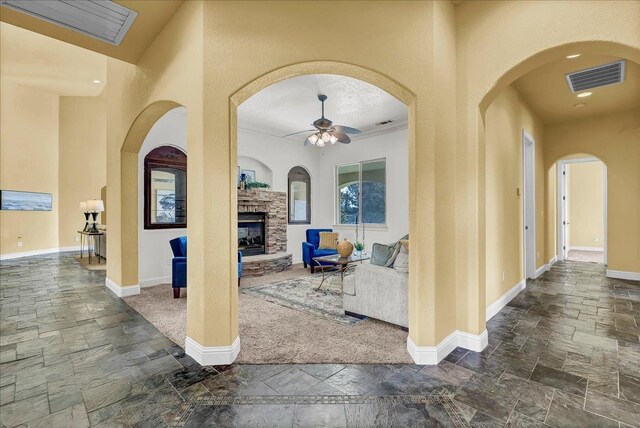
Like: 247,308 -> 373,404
393,244 -> 409,274
318,232 -> 339,249
371,242 -> 401,267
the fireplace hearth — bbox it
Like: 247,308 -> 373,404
238,213 -> 265,256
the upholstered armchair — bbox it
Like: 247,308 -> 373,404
169,236 -> 187,298
302,228 -> 338,273
237,251 -> 243,287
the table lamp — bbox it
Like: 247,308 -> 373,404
87,199 -> 104,233
80,202 -> 89,231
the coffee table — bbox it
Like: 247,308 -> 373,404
312,252 -> 370,290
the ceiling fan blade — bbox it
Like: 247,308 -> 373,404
282,129 -> 315,138
334,125 -> 361,135
333,131 -> 351,144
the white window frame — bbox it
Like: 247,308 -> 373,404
335,158 -> 387,226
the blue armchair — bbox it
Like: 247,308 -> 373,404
169,237 -> 187,298
170,236 -> 244,297
302,229 -> 338,273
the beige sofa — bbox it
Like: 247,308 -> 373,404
343,262 -> 408,328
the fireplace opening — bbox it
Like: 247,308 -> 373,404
238,213 -> 266,256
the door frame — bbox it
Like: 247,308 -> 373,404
522,130 -> 536,279
556,156 -> 607,264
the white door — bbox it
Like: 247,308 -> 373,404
523,131 -> 536,279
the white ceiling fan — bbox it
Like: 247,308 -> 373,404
283,95 -> 362,147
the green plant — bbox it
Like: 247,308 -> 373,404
246,181 -> 270,189
354,242 -> 364,251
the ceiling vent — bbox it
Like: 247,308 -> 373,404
0,0 -> 138,46
376,120 -> 394,126
565,60 -> 626,93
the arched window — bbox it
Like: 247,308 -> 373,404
144,146 -> 187,229
288,166 -> 311,224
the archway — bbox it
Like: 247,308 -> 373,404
183,60 -> 456,365
477,41 -> 640,309
550,154 -> 607,266
106,100 -> 184,296
233,71 -> 411,363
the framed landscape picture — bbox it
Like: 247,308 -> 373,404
0,190 -> 52,211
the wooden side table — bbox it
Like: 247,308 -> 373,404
78,231 -> 105,264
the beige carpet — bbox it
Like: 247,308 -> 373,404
566,249 -> 604,264
124,267 -> 411,364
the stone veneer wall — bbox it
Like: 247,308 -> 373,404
241,254 -> 293,277
237,189 -> 287,254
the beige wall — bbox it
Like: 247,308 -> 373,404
568,161 -> 604,249
0,83 -> 59,255
545,109 -> 640,273
58,95 -> 107,248
484,84 -> 545,307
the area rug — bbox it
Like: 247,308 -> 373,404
74,255 -> 107,271
123,277 -> 411,364
242,274 -> 364,325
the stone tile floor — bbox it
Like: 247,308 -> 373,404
1,253 -> 639,427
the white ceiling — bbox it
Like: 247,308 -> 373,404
238,74 -> 408,142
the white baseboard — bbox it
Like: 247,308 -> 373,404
105,277 -> 140,297
0,246 -> 81,260
606,269 -> 640,281
549,256 -> 558,266
486,279 -> 525,321
185,336 -> 241,365
407,329 -> 488,365
533,263 -> 549,279
139,276 -> 171,288
569,246 -> 603,252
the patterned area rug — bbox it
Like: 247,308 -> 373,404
242,272 -> 365,325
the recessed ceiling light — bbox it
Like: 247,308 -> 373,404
566,54 -> 581,59
577,92 -> 592,98
574,103 -> 586,108
93,80 -> 101,84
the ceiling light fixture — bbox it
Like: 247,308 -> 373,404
303,95 -> 362,148
93,80 -> 101,84
566,54 -> 581,59
577,92 -> 592,98
573,103 -> 586,108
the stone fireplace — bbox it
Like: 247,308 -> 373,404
237,189 -> 291,276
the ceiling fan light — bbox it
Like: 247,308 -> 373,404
308,134 -> 319,144
330,135 -> 338,145
321,132 -> 331,143
316,140 -> 325,148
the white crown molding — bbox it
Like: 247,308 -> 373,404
0,246 -> 81,260
139,276 -> 171,288
105,277 -> 140,297
185,336 -> 241,366
407,329 -> 488,365
569,246 -> 603,252
606,270 -> 640,281
486,279 -> 526,321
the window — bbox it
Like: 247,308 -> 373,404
144,146 -> 187,229
288,166 -> 311,224
337,159 -> 386,225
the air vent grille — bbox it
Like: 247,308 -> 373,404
0,0 -> 138,46
565,60 -> 626,93
376,120 -> 394,126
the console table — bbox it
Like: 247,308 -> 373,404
78,231 -> 105,264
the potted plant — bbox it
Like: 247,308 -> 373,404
354,242 -> 364,257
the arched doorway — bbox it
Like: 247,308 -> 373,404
106,100 -> 184,296
477,41 -> 640,313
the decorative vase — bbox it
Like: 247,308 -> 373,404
337,238 -> 354,257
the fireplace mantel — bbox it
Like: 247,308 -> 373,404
238,189 -> 286,255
